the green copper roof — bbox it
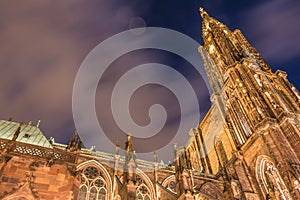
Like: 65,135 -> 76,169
0,120 -> 53,148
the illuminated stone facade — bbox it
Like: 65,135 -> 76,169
0,9 -> 300,200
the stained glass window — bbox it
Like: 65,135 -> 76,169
77,166 -> 107,200
135,175 -> 151,200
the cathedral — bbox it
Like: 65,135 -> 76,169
0,8 -> 300,200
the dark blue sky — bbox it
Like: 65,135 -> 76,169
138,0 -> 300,86
0,0 -> 299,159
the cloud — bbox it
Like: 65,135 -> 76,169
238,0 -> 300,65
0,0 -> 134,141
0,1 -> 210,162
75,48 -> 210,161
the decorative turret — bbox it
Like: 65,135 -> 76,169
153,150 -> 158,163
120,134 -> 138,200
115,139 -> 120,155
125,134 -> 134,153
75,137 -> 83,152
66,130 -> 82,152
174,144 -> 194,199
123,134 -> 137,181
12,122 -> 23,141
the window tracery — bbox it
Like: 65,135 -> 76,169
78,166 -> 108,200
162,175 -> 176,194
198,182 -> 224,199
135,175 -> 151,200
256,156 -> 292,200
265,163 -> 292,200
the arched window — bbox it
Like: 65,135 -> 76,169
118,169 -> 155,199
162,175 -> 176,194
78,185 -> 88,200
135,175 -> 151,200
255,155 -> 292,200
89,187 -> 98,199
98,188 -> 106,200
78,166 -> 108,200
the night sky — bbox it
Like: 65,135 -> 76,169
0,0 -> 299,161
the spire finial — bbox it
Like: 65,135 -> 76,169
115,139 -> 120,155
125,133 -> 134,152
76,136 -> 83,151
153,149 -> 158,163
36,119 -> 41,128
66,130 -> 78,151
199,7 -> 208,18
173,143 -> 178,159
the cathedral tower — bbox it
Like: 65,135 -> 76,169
1,7 -> 300,200
184,8 -> 300,199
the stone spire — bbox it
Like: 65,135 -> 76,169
115,139 -> 120,155
153,149 -> 158,163
199,7 -> 208,19
174,145 -> 194,199
124,134 -> 136,171
66,130 -> 79,152
125,134 -> 134,153
120,134 -> 137,200
200,8 -> 246,79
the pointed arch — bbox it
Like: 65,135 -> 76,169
255,155 -> 273,197
161,175 -> 175,186
77,160 -> 112,200
199,182 -> 224,199
3,183 -> 36,200
78,185 -> 87,200
161,175 -> 176,194
255,155 -> 292,199
136,168 -> 156,200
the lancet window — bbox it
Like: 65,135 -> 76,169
78,166 -> 108,200
135,175 -> 151,200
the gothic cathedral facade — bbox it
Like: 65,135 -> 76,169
0,8 -> 299,200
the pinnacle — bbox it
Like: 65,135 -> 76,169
199,7 -> 208,18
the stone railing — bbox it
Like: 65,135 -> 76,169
0,138 -> 76,163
